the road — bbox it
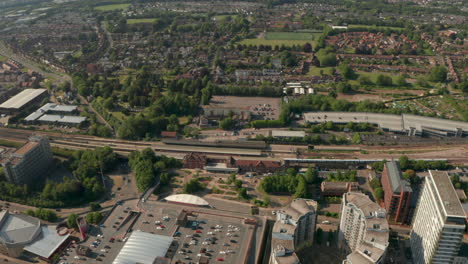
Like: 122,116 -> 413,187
0,41 -> 70,84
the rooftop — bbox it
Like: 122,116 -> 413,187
23,225 -> 70,258
25,103 -> 78,122
0,210 -> 41,246
113,231 -> 173,264
38,114 -> 86,124
386,161 -> 412,193
430,170 -> 466,217
14,141 -> 38,155
271,130 -> 306,138
164,194 -> 209,206
0,89 -> 47,110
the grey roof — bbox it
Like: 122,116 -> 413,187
0,211 -> 41,246
271,130 -> 306,138
25,103 -> 78,121
0,89 -> 47,109
429,170 -> 466,217
38,114 -> 86,124
386,161 -> 412,193
304,112 -> 468,134
24,225 -> 70,258
113,231 -> 173,264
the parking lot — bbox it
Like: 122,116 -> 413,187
171,213 -> 248,264
58,200 -> 253,264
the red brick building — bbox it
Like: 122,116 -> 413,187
234,159 -> 282,174
381,160 -> 413,224
183,152 -> 207,169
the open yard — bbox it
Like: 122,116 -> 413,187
265,32 -> 316,40
94,3 -> 130,11
127,18 -> 158,24
348,24 -> 405,31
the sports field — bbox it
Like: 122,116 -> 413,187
95,3 -> 130,11
265,32 -> 313,40
127,18 -> 157,24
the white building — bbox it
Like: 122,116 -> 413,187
410,170 -> 466,264
339,192 -> 389,264
270,199 -> 318,264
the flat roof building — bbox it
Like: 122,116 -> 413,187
25,103 -> 82,125
381,161 -> 412,224
0,135 -> 53,185
304,112 -> 468,137
0,89 -> 48,113
270,130 -> 306,138
321,181 -> 359,196
339,192 -> 389,264
410,170 -> 466,264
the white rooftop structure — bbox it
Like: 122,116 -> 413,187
0,210 -> 41,246
38,114 -> 86,124
25,103 -> 78,121
24,226 -> 70,258
0,89 -> 47,110
113,231 -> 173,264
164,194 -> 210,206
304,112 -> 468,136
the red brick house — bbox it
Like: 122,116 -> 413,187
161,131 -> 178,138
381,160 -> 413,224
234,159 -> 282,174
183,152 -> 207,169
320,181 -> 359,196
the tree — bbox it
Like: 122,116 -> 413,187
358,75 -> 372,85
318,53 -> 337,67
67,214 -> 79,229
352,133 -> 362,144
376,74 -> 393,86
219,117 -> 236,130
183,179 -> 204,194
316,228 -> 323,244
399,155 -> 410,170
89,202 -> 101,211
428,66 -> 448,82
238,188 -> 248,199
305,167 -> 319,184
86,212 -> 103,224
395,76 -> 407,86
338,64 -> 356,80
234,179 -> 243,189
294,176 -> 308,198
303,42 -> 313,53
374,187 -> 384,201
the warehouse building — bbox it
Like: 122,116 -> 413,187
0,88 -> 48,114
25,103 -> 86,126
304,112 -> 468,137
112,230 -> 173,264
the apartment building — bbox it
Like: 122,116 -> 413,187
410,170 -> 466,264
1,136 -> 53,184
381,160 -> 413,224
270,199 -> 318,264
339,192 -> 389,264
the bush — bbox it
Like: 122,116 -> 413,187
86,212 -> 103,224
89,202 -> 101,211
67,214 -> 79,229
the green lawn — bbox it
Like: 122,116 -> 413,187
348,24 -> 404,31
239,38 -> 313,47
110,111 -> 127,121
95,3 -> 130,11
127,18 -> 158,24
265,32 -> 314,40
307,66 -> 335,76
0,55 -> 6,62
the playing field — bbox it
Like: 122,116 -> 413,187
127,18 -> 157,24
265,32 -> 313,40
95,3 -> 130,11
348,24 -> 404,31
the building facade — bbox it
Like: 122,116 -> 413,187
381,161 -> 413,224
339,192 -> 389,264
270,199 -> 318,264
410,170 -> 466,264
1,136 -> 53,185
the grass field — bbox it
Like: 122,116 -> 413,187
348,24 -> 404,31
307,66 -> 335,76
0,55 -> 6,62
127,18 -> 158,24
239,38 -> 312,47
265,32 -> 314,40
95,3 -> 130,11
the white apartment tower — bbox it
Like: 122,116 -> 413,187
339,192 -> 389,264
410,170 -> 466,264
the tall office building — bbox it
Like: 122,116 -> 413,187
1,136 -> 53,184
381,160 -> 413,224
270,198 -> 318,264
339,192 -> 389,264
410,170 -> 466,264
